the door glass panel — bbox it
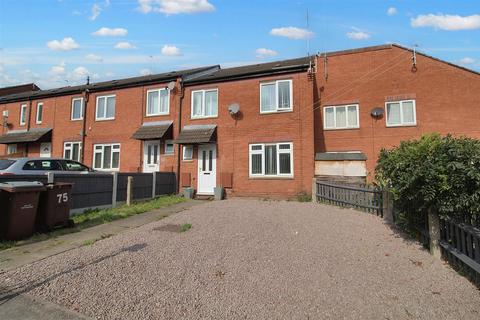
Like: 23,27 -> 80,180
153,145 -> 158,164
147,145 -> 152,164
202,150 -> 206,171
209,150 -> 213,171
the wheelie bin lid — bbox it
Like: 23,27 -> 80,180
0,181 -> 46,192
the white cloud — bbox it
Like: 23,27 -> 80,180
114,41 -> 136,49
387,7 -> 397,16
46,37 -> 80,51
137,0 -> 215,15
255,48 -> 278,59
346,31 -> 370,40
50,61 -> 66,75
90,4 -> 101,20
458,57 -> 476,65
85,53 -> 103,62
70,66 -> 93,82
140,68 -> 153,76
92,27 -> 128,36
270,27 -> 314,40
411,14 -> 480,31
161,45 -> 182,56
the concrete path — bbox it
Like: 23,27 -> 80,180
0,200 -> 203,273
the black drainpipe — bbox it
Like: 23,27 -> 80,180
176,78 -> 184,194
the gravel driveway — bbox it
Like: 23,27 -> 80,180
1,199 -> 479,319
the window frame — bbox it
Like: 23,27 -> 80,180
36,102 -> 43,124
190,89 -> 218,119
164,140 -> 174,155
20,104 -> 27,125
323,104 -> 360,130
95,95 -> 116,121
249,142 -> 294,178
71,97 -> 84,121
259,79 -> 293,114
92,143 -> 121,171
7,144 -> 17,155
146,88 -> 170,116
385,99 -> 417,127
182,145 -> 193,161
63,141 -> 82,162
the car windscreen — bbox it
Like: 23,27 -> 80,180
0,160 -> 16,170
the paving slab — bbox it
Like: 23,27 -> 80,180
0,200 -> 204,273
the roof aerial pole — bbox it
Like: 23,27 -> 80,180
306,9 -> 310,57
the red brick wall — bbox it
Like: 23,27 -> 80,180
315,46 -> 480,180
181,72 -> 315,197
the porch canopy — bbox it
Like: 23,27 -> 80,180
131,120 -> 173,140
0,128 -> 52,144
174,124 -> 216,144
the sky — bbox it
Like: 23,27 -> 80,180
0,0 -> 479,89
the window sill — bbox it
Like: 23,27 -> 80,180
260,109 -> 293,115
94,168 -> 120,172
164,153 -> 174,156
386,123 -> 417,128
71,118 -> 83,122
146,113 -> 170,117
249,175 -> 294,180
182,159 -> 194,162
323,127 -> 360,131
190,115 -> 218,120
95,118 -> 115,122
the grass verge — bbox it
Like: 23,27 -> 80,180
0,195 -> 186,251
180,223 -> 192,232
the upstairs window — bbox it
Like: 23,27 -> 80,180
146,88 -> 169,116
20,104 -> 27,125
260,80 -> 292,113
36,102 -> 43,124
386,100 -> 416,127
71,98 -> 84,121
191,89 -> 218,118
96,95 -> 116,121
249,142 -> 293,177
323,104 -> 359,130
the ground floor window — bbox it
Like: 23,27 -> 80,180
64,142 -> 82,162
93,143 -> 120,170
249,142 -> 293,177
7,144 -> 17,154
183,145 -> 193,160
165,140 -> 174,155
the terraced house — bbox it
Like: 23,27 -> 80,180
1,44 -> 479,197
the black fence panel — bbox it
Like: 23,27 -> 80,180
0,175 -> 48,184
156,172 -> 176,195
55,174 -> 113,210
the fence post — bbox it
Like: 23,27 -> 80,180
312,177 -> 318,203
152,172 -> 156,199
126,176 -> 133,206
428,208 -> 441,259
47,172 -> 54,184
111,172 -> 118,208
383,190 -> 394,223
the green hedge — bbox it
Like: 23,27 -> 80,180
375,134 -> 480,226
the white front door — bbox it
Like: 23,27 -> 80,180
40,142 -> 51,157
197,144 -> 216,195
143,140 -> 160,172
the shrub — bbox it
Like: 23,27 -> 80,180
375,133 -> 480,225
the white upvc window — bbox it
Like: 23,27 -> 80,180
191,89 -> 218,119
146,88 -> 170,116
249,142 -> 293,177
36,102 -> 43,124
93,143 -> 120,170
64,142 -> 82,162
323,104 -> 359,130
7,144 -> 17,155
71,98 -> 84,121
164,140 -> 174,155
386,100 -> 416,127
95,95 -> 116,121
183,145 -> 193,160
20,104 -> 27,125
260,79 -> 293,113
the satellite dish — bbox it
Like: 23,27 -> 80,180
371,107 -> 384,118
228,103 -> 240,115
167,81 -> 176,90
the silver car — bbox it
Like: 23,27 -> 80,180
0,157 -> 94,175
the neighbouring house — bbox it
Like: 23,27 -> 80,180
0,44 -> 479,197
0,83 -> 41,98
